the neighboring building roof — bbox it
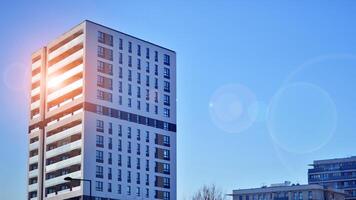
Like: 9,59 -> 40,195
231,183 -> 345,196
311,156 -> 356,165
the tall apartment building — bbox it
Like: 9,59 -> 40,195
27,20 -> 176,200
308,157 -> 356,200
231,182 -> 345,200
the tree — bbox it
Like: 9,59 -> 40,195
192,184 -> 226,200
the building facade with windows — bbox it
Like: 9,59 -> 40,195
308,157 -> 356,200
27,20 -> 176,200
231,182 -> 345,200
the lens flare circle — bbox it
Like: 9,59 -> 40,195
209,84 -> 257,133
267,82 -> 337,154
3,61 -> 29,92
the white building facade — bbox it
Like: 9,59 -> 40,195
27,20 -> 176,200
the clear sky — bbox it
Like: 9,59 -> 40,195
1,0 -> 356,199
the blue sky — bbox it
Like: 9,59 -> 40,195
1,0 -> 356,199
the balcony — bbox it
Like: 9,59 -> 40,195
29,141 -> 39,151
32,59 -> 41,70
46,108 -> 82,133
46,123 -> 82,144
48,49 -> 83,75
46,155 -> 81,173
44,170 -> 81,188
29,155 -> 39,164
28,169 -> 39,178
28,183 -> 38,192
48,34 -> 84,61
31,86 -> 40,97
47,79 -> 83,102
30,100 -> 40,111
31,73 -> 41,83
46,139 -> 82,159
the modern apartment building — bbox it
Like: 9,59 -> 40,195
309,157 -> 356,200
231,182 -> 345,200
27,20 -> 176,200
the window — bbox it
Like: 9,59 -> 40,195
163,149 -> 170,160
146,48 -> 150,59
128,41 -> 132,53
118,169 -> 122,181
146,174 -> 150,185
137,58 -> 141,69
164,54 -> 170,66
155,64 -> 158,75
137,157 -> 141,169
155,91 -> 158,103
127,185 -> 131,195
119,67 -> 122,78
96,166 -> 103,178
163,191 -> 170,200
146,188 -> 149,198
128,70 -> 132,81
118,154 -> 122,166
108,122 -> 112,134
163,135 -> 170,146
108,137 -> 113,149
135,73 -> 141,85
108,167 -> 112,180
98,31 -> 113,46
137,86 -> 141,98
118,81 -> 122,93
96,150 -> 103,163
98,46 -> 113,61
95,181 -> 103,191
118,95 -> 122,105
118,124 -> 122,136
128,141 -> 132,153
108,152 -> 112,164
146,61 -> 150,73
128,84 -> 132,96
137,172 -> 141,184
146,89 -> 150,100
136,186 -> 141,196
146,145 -> 150,157
97,90 -> 112,102
163,163 -> 170,174
164,81 -> 170,92
164,95 -> 170,106
117,184 -> 122,194
119,52 -> 123,64
137,100 -> 141,110
163,177 -> 170,188
146,131 -> 150,142
127,171 -> 132,182
118,139 -> 122,151
163,108 -> 170,118
97,75 -> 112,90
146,75 -> 150,87
96,135 -> 104,147
108,183 -> 112,192
137,143 -> 141,155
155,51 -> 158,62
128,127 -> 132,138
96,120 -> 104,132
155,78 -> 158,89
164,67 -> 170,79
146,103 -> 149,112
119,38 -> 123,50
146,159 -> 150,171
97,60 -> 113,75
308,191 -> 313,200
137,45 -> 141,56
128,56 -> 132,67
